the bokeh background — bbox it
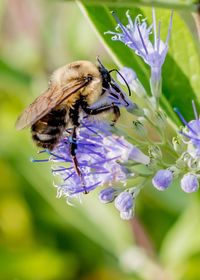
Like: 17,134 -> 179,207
1,0 -> 200,279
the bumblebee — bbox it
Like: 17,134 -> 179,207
15,60 -> 131,192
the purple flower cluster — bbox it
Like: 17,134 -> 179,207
32,119 -> 150,204
99,188 -> 134,219
174,101 -> 200,157
152,102 -> 200,194
105,9 -> 173,97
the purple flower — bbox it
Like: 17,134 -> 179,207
181,174 -> 199,193
106,9 -> 173,97
152,169 -> 173,191
32,119 -> 149,201
174,101 -> 200,157
115,191 -> 134,212
117,67 -> 137,84
117,67 -> 147,98
105,10 -> 152,54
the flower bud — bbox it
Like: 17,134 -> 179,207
120,209 -> 134,220
181,173 -> 199,193
148,145 -> 162,160
98,187 -> 116,203
132,120 -> 147,138
168,165 -> 180,178
117,67 -> 147,98
172,136 -> 186,154
176,158 -> 187,169
115,191 -> 134,212
129,146 -> 150,165
152,169 -> 173,191
147,158 -> 158,170
127,103 -> 144,117
117,67 -> 137,84
154,110 -> 167,129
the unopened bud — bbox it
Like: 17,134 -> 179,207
120,209 -> 134,220
98,187 -> 122,203
148,145 -> 162,160
131,79 -> 147,98
147,158 -> 158,170
138,109 -> 150,122
168,165 -> 180,178
152,169 -> 173,191
175,158 -> 186,170
127,103 -> 144,116
117,67 -> 147,98
115,191 -> 134,212
154,110 -> 167,129
172,136 -> 186,154
133,120 -> 147,137
181,173 -> 199,193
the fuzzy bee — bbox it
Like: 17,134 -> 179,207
15,59 -> 132,192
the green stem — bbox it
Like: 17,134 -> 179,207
144,115 -> 163,138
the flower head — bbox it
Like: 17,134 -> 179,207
174,101 -> 200,157
181,173 -> 199,193
106,9 -> 173,97
106,9 -> 173,70
32,119 -> 150,202
152,169 -> 173,191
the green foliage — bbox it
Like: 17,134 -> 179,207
1,0 -> 200,279
78,2 -> 200,124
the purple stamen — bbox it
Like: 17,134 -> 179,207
70,182 -> 101,195
192,100 -> 198,121
136,24 -> 148,55
157,21 -> 161,53
96,56 -> 105,69
64,172 -> 76,181
80,122 -> 102,137
48,151 -> 67,161
178,131 -> 200,142
52,167 -> 72,172
166,10 -> 173,45
152,8 -> 157,51
30,158 -> 49,163
111,11 -> 140,52
174,108 -> 198,136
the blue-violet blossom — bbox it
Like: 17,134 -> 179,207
105,9 -> 173,97
32,119 -> 150,202
152,169 -> 173,191
175,101 -> 200,157
181,173 -> 199,193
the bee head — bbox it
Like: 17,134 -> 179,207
99,67 -> 111,88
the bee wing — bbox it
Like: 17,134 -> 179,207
15,79 -> 88,130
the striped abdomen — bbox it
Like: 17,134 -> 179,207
31,108 -> 67,151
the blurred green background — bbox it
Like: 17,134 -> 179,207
1,0 -> 200,279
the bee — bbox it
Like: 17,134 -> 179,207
15,59 -> 131,192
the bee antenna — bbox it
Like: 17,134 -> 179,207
109,69 -> 131,96
96,56 -> 106,69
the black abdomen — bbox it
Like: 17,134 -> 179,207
31,108 -> 67,151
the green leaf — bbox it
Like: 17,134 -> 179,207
72,0 -> 199,12
160,199 -> 200,267
78,2 -> 200,125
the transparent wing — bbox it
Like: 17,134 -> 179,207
15,79 -> 88,130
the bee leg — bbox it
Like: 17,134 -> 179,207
70,125 -> 88,194
82,103 -> 120,125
